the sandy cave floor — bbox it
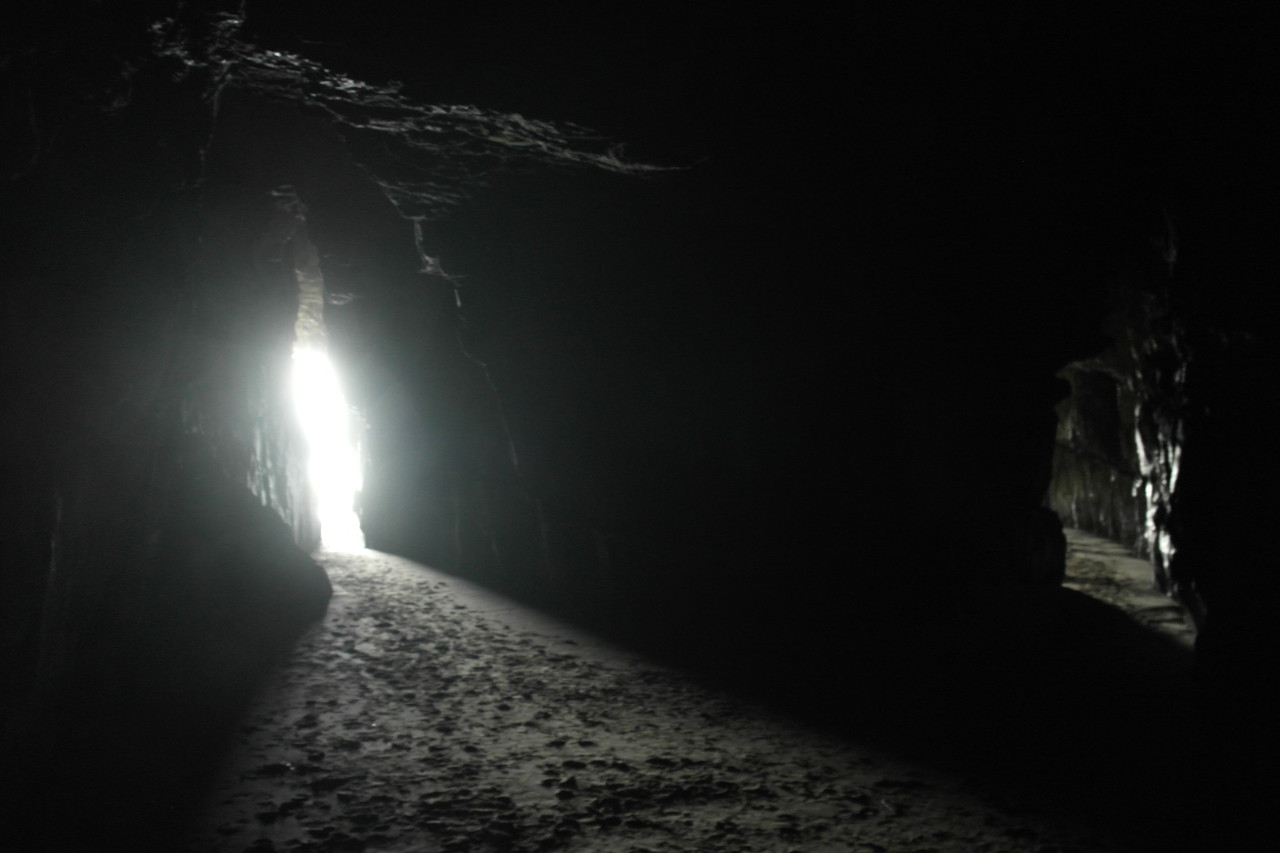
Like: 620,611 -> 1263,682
184,532 -> 1198,853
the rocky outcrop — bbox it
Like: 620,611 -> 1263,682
0,11 -> 329,843
1050,267 -> 1189,586
1050,186 -> 1280,738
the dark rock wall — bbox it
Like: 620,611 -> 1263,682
1048,105 -> 1280,703
1050,268 -> 1188,581
341,115 -> 1106,635
1,11 -> 334,842
357,6 -> 1276,734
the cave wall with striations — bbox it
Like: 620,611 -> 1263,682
1046,93 -> 1280,711
0,7 -> 334,842
1048,100 -> 1280,639
1050,262 -> 1187,585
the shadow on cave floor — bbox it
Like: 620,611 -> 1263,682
449,535 -> 1244,852
11,528 -> 1234,852
186,545 -> 1210,853
0,591 -> 326,852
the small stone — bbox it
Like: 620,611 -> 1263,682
256,762 -> 294,776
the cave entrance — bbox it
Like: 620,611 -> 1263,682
290,222 -> 364,550
292,346 -> 365,549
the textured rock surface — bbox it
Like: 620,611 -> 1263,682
1050,271 -> 1188,592
0,10 -> 331,843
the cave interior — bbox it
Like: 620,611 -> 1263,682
2,2 -> 1277,848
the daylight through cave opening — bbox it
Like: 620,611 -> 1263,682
290,221 -> 365,550
292,346 -> 364,549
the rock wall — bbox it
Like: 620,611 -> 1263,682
1050,266 -> 1188,583
0,11 -> 334,843
1049,180 -> 1280,717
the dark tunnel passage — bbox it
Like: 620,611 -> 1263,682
3,3 -> 1278,850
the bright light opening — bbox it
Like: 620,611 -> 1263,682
292,346 -> 365,549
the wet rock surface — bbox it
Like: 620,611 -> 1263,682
1063,529 -> 1194,648
187,548 -> 1198,853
